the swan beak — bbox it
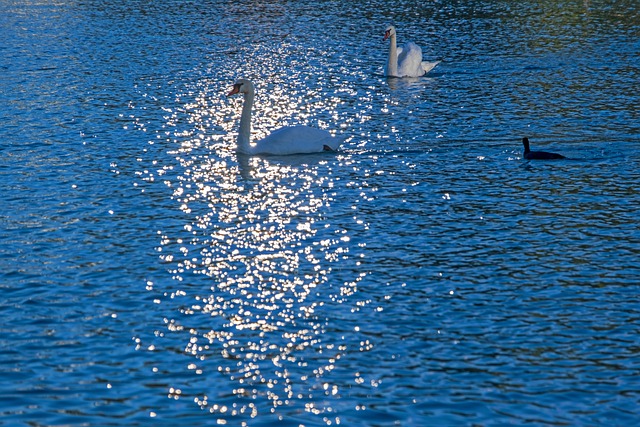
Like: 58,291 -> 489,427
383,30 -> 390,41
227,84 -> 241,96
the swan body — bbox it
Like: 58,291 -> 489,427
522,137 -> 566,160
384,25 -> 439,78
227,79 -> 342,155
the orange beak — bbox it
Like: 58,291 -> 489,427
227,84 -> 240,96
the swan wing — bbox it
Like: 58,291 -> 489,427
397,42 -> 425,77
254,126 -> 342,155
421,60 -> 440,74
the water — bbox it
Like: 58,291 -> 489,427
2,0 -> 640,425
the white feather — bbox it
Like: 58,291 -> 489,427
227,79 -> 343,155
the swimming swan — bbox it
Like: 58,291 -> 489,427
522,137 -> 566,160
384,25 -> 439,78
227,79 -> 343,155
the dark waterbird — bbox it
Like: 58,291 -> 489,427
522,137 -> 566,160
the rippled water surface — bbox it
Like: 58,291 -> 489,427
2,0 -> 640,425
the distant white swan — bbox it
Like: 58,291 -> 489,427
226,79 -> 343,155
384,25 -> 439,78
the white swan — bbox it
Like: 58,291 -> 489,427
384,25 -> 439,78
226,79 -> 343,155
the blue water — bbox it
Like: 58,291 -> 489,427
2,0 -> 640,425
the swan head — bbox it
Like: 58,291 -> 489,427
384,25 -> 396,41
227,79 -> 255,97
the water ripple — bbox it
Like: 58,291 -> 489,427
2,0 -> 640,425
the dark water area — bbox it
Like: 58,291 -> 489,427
1,0 -> 640,425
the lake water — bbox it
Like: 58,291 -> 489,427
2,0 -> 640,425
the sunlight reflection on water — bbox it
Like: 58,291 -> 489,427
140,74 -> 369,420
4,0 -> 640,425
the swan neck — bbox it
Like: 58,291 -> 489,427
386,33 -> 398,77
237,90 -> 254,154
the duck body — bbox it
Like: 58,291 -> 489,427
522,137 -> 565,160
227,79 -> 343,155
